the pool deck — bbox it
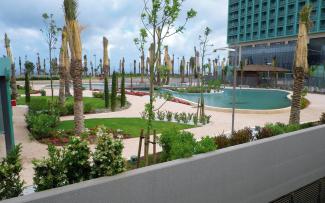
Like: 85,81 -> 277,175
1,82 -> 325,186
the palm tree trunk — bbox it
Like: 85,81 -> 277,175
289,66 -> 304,124
141,51 -> 145,83
289,5 -> 311,124
59,68 -> 66,106
71,59 -> 84,134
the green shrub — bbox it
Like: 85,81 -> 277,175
264,123 -> 301,136
25,72 -> 31,104
26,113 -> 59,139
120,68 -> 126,107
285,124 -> 301,133
157,111 -> 166,121
301,97 -> 310,109
179,112 -> 188,124
230,128 -> 253,145
187,113 -> 194,122
264,123 -> 286,135
193,115 -> 198,126
62,137 -> 91,184
200,115 -> 206,125
33,145 -> 68,192
84,102 -> 94,114
256,127 -> 275,140
58,104 -> 69,116
205,115 -> 212,124
28,97 -> 52,113
65,102 -> 74,115
92,91 -> 104,99
214,134 -> 230,149
166,111 -> 173,122
0,144 -> 24,200
195,137 -> 217,154
91,131 -> 126,178
111,71 -> 117,111
320,113 -> 325,124
159,129 -> 196,161
40,89 -> 46,96
104,76 -> 109,108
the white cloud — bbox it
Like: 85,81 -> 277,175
0,0 -> 229,72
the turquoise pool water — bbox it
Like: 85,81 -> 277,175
48,84 -> 291,110
161,89 -> 291,110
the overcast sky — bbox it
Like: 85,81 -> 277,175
0,0 -> 228,73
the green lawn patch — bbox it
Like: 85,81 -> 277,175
57,118 -> 193,138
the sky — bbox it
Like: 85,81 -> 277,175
0,0 -> 229,73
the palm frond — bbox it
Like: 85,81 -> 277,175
63,0 -> 78,21
299,4 -> 313,31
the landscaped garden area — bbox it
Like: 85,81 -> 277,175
2,0 -> 325,201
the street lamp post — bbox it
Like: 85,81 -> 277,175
214,47 -> 239,135
93,54 -> 97,76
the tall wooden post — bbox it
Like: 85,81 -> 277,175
137,129 -> 144,168
153,130 -> 157,164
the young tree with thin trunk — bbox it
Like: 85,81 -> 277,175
198,27 -> 213,121
134,28 -> 148,83
289,5 -> 312,125
140,0 -> 197,140
103,37 -> 110,108
41,13 -> 61,101
63,0 -> 84,135
59,27 -> 68,107
4,33 -> 18,100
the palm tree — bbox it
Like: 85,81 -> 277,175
4,33 -> 18,100
289,5 -> 312,125
103,37 -> 109,108
64,47 -> 72,96
180,56 -> 186,83
63,0 -> 84,135
59,27 -> 68,107
163,46 -> 172,85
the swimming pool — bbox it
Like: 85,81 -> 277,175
160,88 -> 291,110
46,84 -> 291,110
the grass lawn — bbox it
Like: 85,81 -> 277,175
16,96 -> 116,110
57,118 -> 193,137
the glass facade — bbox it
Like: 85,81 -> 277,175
228,0 -> 325,44
228,0 -> 325,69
229,38 -> 325,70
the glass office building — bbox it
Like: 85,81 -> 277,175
227,0 -> 325,69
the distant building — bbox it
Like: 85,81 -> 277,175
227,0 -> 325,70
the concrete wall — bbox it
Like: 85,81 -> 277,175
3,125 -> 325,203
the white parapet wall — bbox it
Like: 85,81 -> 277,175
2,125 -> 325,203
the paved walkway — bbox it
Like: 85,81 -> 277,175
1,85 -> 325,186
